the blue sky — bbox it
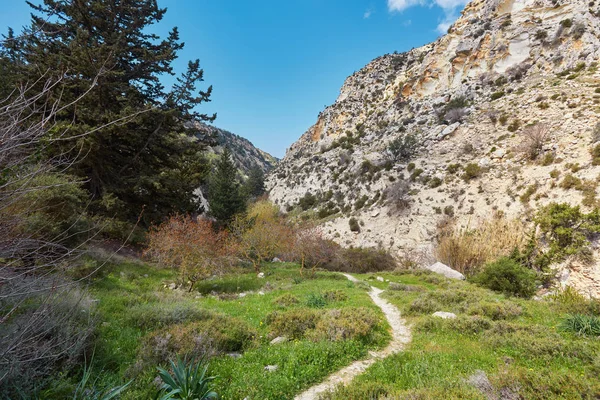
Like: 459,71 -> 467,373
0,0 -> 468,157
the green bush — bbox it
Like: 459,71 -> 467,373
590,144 -> 600,165
273,294 -> 300,308
266,309 -> 319,339
321,247 -> 398,273
471,257 -> 537,298
349,217 -> 360,232
137,315 -> 256,370
128,303 -> 214,329
534,203 -> 600,268
462,163 -> 482,181
387,134 -> 419,162
306,293 -> 327,308
323,289 -> 349,302
309,308 -> 382,343
467,301 -> 522,320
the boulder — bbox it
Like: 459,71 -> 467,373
257,272 -> 265,278
264,365 -> 279,372
376,276 -> 384,282
426,262 -> 465,280
272,257 -> 282,263
432,311 -> 457,319
270,336 -> 288,345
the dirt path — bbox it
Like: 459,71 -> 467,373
294,273 -> 411,400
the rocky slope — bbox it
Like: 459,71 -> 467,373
192,122 -> 278,177
267,0 -> 600,295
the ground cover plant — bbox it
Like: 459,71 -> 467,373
320,271 -> 600,399
38,259 -> 389,399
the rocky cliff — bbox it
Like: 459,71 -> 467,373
267,0 -> 600,295
192,122 -> 278,177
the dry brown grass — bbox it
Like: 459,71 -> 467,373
435,215 -> 527,275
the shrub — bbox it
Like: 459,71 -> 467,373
468,301 -> 522,320
471,257 -> 537,298
349,217 -> 360,232
559,314 -> 600,337
266,309 -> 319,339
306,293 -> 328,308
534,203 -> 600,268
386,133 -> 419,162
385,180 -> 411,211
462,163 -> 482,181
551,286 -> 600,315
560,173 -> 582,190
273,294 -> 300,308
590,144 -> 600,165
309,308 -> 381,343
322,247 -> 398,273
388,282 -> 424,292
137,315 -> 256,370
298,192 -> 318,210
145,215 -> 232,291
323,290 -> 349,302
520,124 -> 550,160
128,303 -> 214,329
490,91 -> 505,100
435,217 -> 526,275
571,22 -> 586,39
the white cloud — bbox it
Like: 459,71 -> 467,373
387,0 -> 426,12
364,9 -> 373,19
387,0 -> 469,33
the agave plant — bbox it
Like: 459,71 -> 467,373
71,355 -> 131,400
155,356 -> 217,400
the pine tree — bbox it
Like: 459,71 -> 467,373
208,148 -> 246,223
243,165 -> 266,199
8,0 -> 216,225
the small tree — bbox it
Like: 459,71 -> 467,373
231,201 -> 293,272
208,148 -> 246,224
288,226 -> 339,277
386,134 -> 418,162
145,215 -> 231,291
243,165 -> 266,199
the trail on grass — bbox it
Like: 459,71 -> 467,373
294,273 -> 412,400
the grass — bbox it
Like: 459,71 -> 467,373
321,271 -> 600,399
42,259 -> 389,400
41,259 -> 600,399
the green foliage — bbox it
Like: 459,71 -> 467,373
156,357 -> 217,400
10,0 -> 216,226
590,144 -> 600,165
273,294 -> 300,308
560,173 -> 582,190
471,257 -> 537,298
387,134 -> 419,162
306,293 -> 328,308
208,148 -> 246,223
349,217 -> 360,232
534,203 -> 600,268
490,91 -> 505,100
6,171 -> 90,245
321,247 -> 398,273
462,163 -> 482,181
71,357 -> 131,400
266,308 -> 320,339
560,315 -> 600,337
298,192 -> 318,211
243,165 -> 266,199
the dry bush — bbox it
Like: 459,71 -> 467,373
385,180 -> 411,212
444,107 -> 468,123
435,216 -> 527,275
285,225 -> 340,276
520,123 -> 551,160
230,201 -> 295,272
145,215 -> 233,291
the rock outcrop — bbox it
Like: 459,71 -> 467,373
267,0 -> 600,295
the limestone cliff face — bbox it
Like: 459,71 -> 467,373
267,0 -> 600,295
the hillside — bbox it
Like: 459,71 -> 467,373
192,121 -> 278,177
267,0 -> 600,296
